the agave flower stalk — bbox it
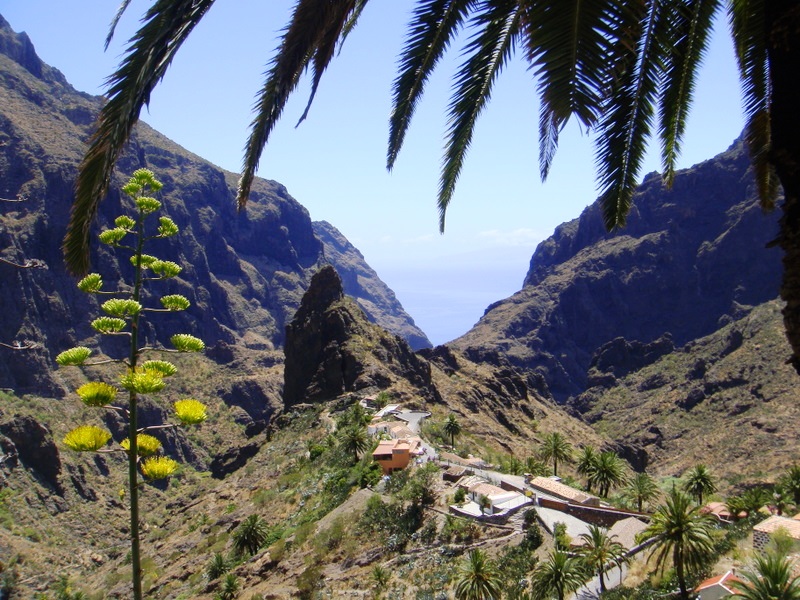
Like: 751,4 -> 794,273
56,169 -> 207,600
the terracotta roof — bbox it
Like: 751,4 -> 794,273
754,515 -> 800,539
371,438 -> 421,456
529,476 -> 595,504
695,570 -> 742,594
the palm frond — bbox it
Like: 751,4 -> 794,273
106,0 -> 136,50
388,0 -> 475,170
296,0 -> 368,126
595,0 -> 671,230
339,0 -> 371,50
659,0 -> 721,185
523,0 -> 635,179
237,0 -> 365,208
438,0 -> 522,231
538,108 -> 559,181
729,0 -> 777,209
66,0 -> 216,275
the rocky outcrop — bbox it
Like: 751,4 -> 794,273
568,300 -> 800,482
283,266 -> 436,408
314,221 -> 431,350
585,334 -> 675,388
0,414 -> 62,493
453,138 -> 783,402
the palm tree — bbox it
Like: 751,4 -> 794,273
530,549 -> 587,600
443,414 -> 462,448
577,525 -> 627,594
781,464 -> 800,506
338,424 -> 369,463
641,488 -> 716,600
526,456 -> 550,477
454,549 -> 502,600
538,432 -> 573,477
730,552 -> 800,600
576,445 -> 599,493
67,1 -> 800,379
682,464 -> 717,505
232,514 -> 269,557
625,471 -> 660,513
588,451 -> 628,498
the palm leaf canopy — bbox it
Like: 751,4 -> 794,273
69,0 -> 775,275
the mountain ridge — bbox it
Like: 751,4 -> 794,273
454,138 -> 783,402
0,13 -> 429,395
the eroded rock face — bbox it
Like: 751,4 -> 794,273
0,414 -> 62,493
283,266 -> 435,407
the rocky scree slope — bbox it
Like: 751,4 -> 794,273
0,13 -> 427,396
569,299 -> 800,484
453,139 -> 783,403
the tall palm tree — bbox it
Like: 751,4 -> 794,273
577,525 -> 627,594
443,414 -> 462,448
641,488 -> 716,600
625,471 -> 660,513
576,445 -> 599,493
68,1 -> 800,379
530,549 -> 587,600
730,552 -> 800,600
682,464 -> 717,505
538,432 -> 573,477
588,450 -> 628,498
338,424 -> 369,463
454,549 -> 502,600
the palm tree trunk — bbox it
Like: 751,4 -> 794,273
675,547 -> 688,600
599,569 -> 606,593
768,0 -> 800,374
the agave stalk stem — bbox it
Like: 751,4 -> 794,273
127,205 -> 146,600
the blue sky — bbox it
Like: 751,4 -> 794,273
3,1 -> 745,344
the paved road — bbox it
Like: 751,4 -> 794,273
395,410 -> 431,433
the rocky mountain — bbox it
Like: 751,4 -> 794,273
312,221 -> 430,350
0,13 -> 427,394
569,299 -> 800,483
453,138 -> 784,402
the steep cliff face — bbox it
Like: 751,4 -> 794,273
453,139 -> 783,402
0,15 -> 427,393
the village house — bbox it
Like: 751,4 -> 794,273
694,570 -> 742,600
753,514 -> 800,552
701,501 -> 739,523
368,420 -> 416,440
457,475 -> 531,515
372,438 -> 422,475
606,516 -> 649,552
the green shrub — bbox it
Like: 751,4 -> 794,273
206,552 -> 230,580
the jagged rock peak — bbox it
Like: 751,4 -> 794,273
313,220 -> 431,350
283,266 -> 435,408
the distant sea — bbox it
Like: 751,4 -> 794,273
380,251 -> 531,346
